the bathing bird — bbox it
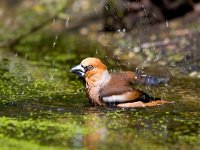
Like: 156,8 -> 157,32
71,57 -> 169,108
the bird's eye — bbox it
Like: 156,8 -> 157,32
87,65 -> 94,71
83,65 -> 94,72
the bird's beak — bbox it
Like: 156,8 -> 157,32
71,64 -> 85,77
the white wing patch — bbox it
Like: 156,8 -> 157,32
102,95 -> 127,103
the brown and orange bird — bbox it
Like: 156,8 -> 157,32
71,57 -> 170,108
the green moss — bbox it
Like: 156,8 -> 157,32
0,116 -> 88,149
0,134 -> 66,150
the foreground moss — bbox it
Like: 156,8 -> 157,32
0,116 -> 89,149
0,134 -> 67,150
1,109 -> 200,150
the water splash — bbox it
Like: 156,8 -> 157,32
95,49 -> 99,55
105,5 -> 108,11
65,16 -> 69,28
166,21 -> 169,27
53,35 -> 58,48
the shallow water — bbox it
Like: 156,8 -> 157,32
0,31 -> 200,150
0,85 -> 200,150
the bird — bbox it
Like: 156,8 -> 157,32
71,57 -> 170,108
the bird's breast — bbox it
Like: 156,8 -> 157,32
86,85 -> 105,106
86,86 -> 98,98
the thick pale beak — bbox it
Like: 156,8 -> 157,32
71,64 -> 85,77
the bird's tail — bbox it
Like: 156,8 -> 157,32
137,91 -> 159,102
137,91 -> 171,103
144,99 -> 171,107
139,92 -> 173,107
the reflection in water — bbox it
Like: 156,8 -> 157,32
83,107 -> 107,150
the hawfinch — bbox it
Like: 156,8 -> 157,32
71,57 -> 169,108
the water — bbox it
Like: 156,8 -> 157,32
0,31 -> 200,150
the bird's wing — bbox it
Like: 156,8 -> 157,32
99,71 -> 161,103
101,90 -> 158,104
99,71 -> 136,97
101,90 -> 141,103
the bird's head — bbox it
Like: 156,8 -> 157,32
71,57 -> 108,82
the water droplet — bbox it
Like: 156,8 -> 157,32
65,16 -> 69,28
95,49 -> 99,55
53,35 -> 58,48
166,21 -> 169,27
27,76 -> 31,82
57,108 -> 64,111
105,5 -> 108,11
